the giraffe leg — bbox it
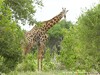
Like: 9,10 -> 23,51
38,57 -> 39,71
41,57 -> 43,71
37,58 -> 42,71
24,45 -> 29,55
38,42 -> 45,71
24,43 -> 32,55
37,50 -> 42,71
38,57 -> 42,71
38,50 -> 41,71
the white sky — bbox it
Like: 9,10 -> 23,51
22,0 -> 99,31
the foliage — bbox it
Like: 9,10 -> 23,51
1,0 -> 100,73
59,4 -> 100,72
15,49 -> 56,72
5,70 -> 87,75
0,2 -> 23,73
3,0 -> 43,25
47,20 -> 73,56
48,20 -> 72,38
59,26 -> 78,70
43,49 -> 56,71
16,53 -> 37,72
76,4 -> 100,72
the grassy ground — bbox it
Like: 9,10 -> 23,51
1,70 -> 87,75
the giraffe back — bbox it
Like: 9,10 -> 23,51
22,26 -> 48,55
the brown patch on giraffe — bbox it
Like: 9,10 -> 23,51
45,35 -> 47,38
47,24 -> 51,29
41,28 -> 44,31
53,18 -> 57,21
42,38 -> 45,42
40,31 -> 43,35
38,33 -> 41,37
50,20 -> 53,23
30,35 -> 33,37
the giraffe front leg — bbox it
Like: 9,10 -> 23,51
38,48 -> 43,71
37,51 -> 41,71
38,42 -> 45,71
41,59 -> 42,71
38,54 -> 43,71
37,56 -> 39,71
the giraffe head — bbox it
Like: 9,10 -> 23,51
62,8 -> 68,19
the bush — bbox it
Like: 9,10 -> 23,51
43,49 -> 56,71
0,3 -> 23,73
16,53 -> 37,72
59,4 -> 100,72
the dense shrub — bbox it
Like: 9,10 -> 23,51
0,2 -> 23,73
59,4 -> 100,72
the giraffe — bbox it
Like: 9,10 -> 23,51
23,8 -> 68,71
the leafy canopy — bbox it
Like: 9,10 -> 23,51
3,0 -> 43,25
0,1 -> 24,73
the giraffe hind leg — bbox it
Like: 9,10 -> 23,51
41,58 -> 42,71
38,42 -> 45,71
38,57 -> 39,71
37,53 -> 42,71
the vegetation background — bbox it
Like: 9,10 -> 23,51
0,0 -> 100,74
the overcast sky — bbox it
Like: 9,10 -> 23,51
22,0 -> 99,31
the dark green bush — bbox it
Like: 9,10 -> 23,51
0,2 -> 23,73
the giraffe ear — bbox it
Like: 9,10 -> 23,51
66,10 -> 69,12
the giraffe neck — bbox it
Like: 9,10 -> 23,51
41,11 -> 64,32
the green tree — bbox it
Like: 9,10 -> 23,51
76,4 -> 100,72
3,0 -> 43,25
59,26 -> 78,70
0,2 -> 24,73
47,20 -> 73,56
59,4 -> 100,72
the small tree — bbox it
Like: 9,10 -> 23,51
4,0 -> 43,25
59,4 -> 100,72
76,4 -> 100,72
0,2 -> 23,73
